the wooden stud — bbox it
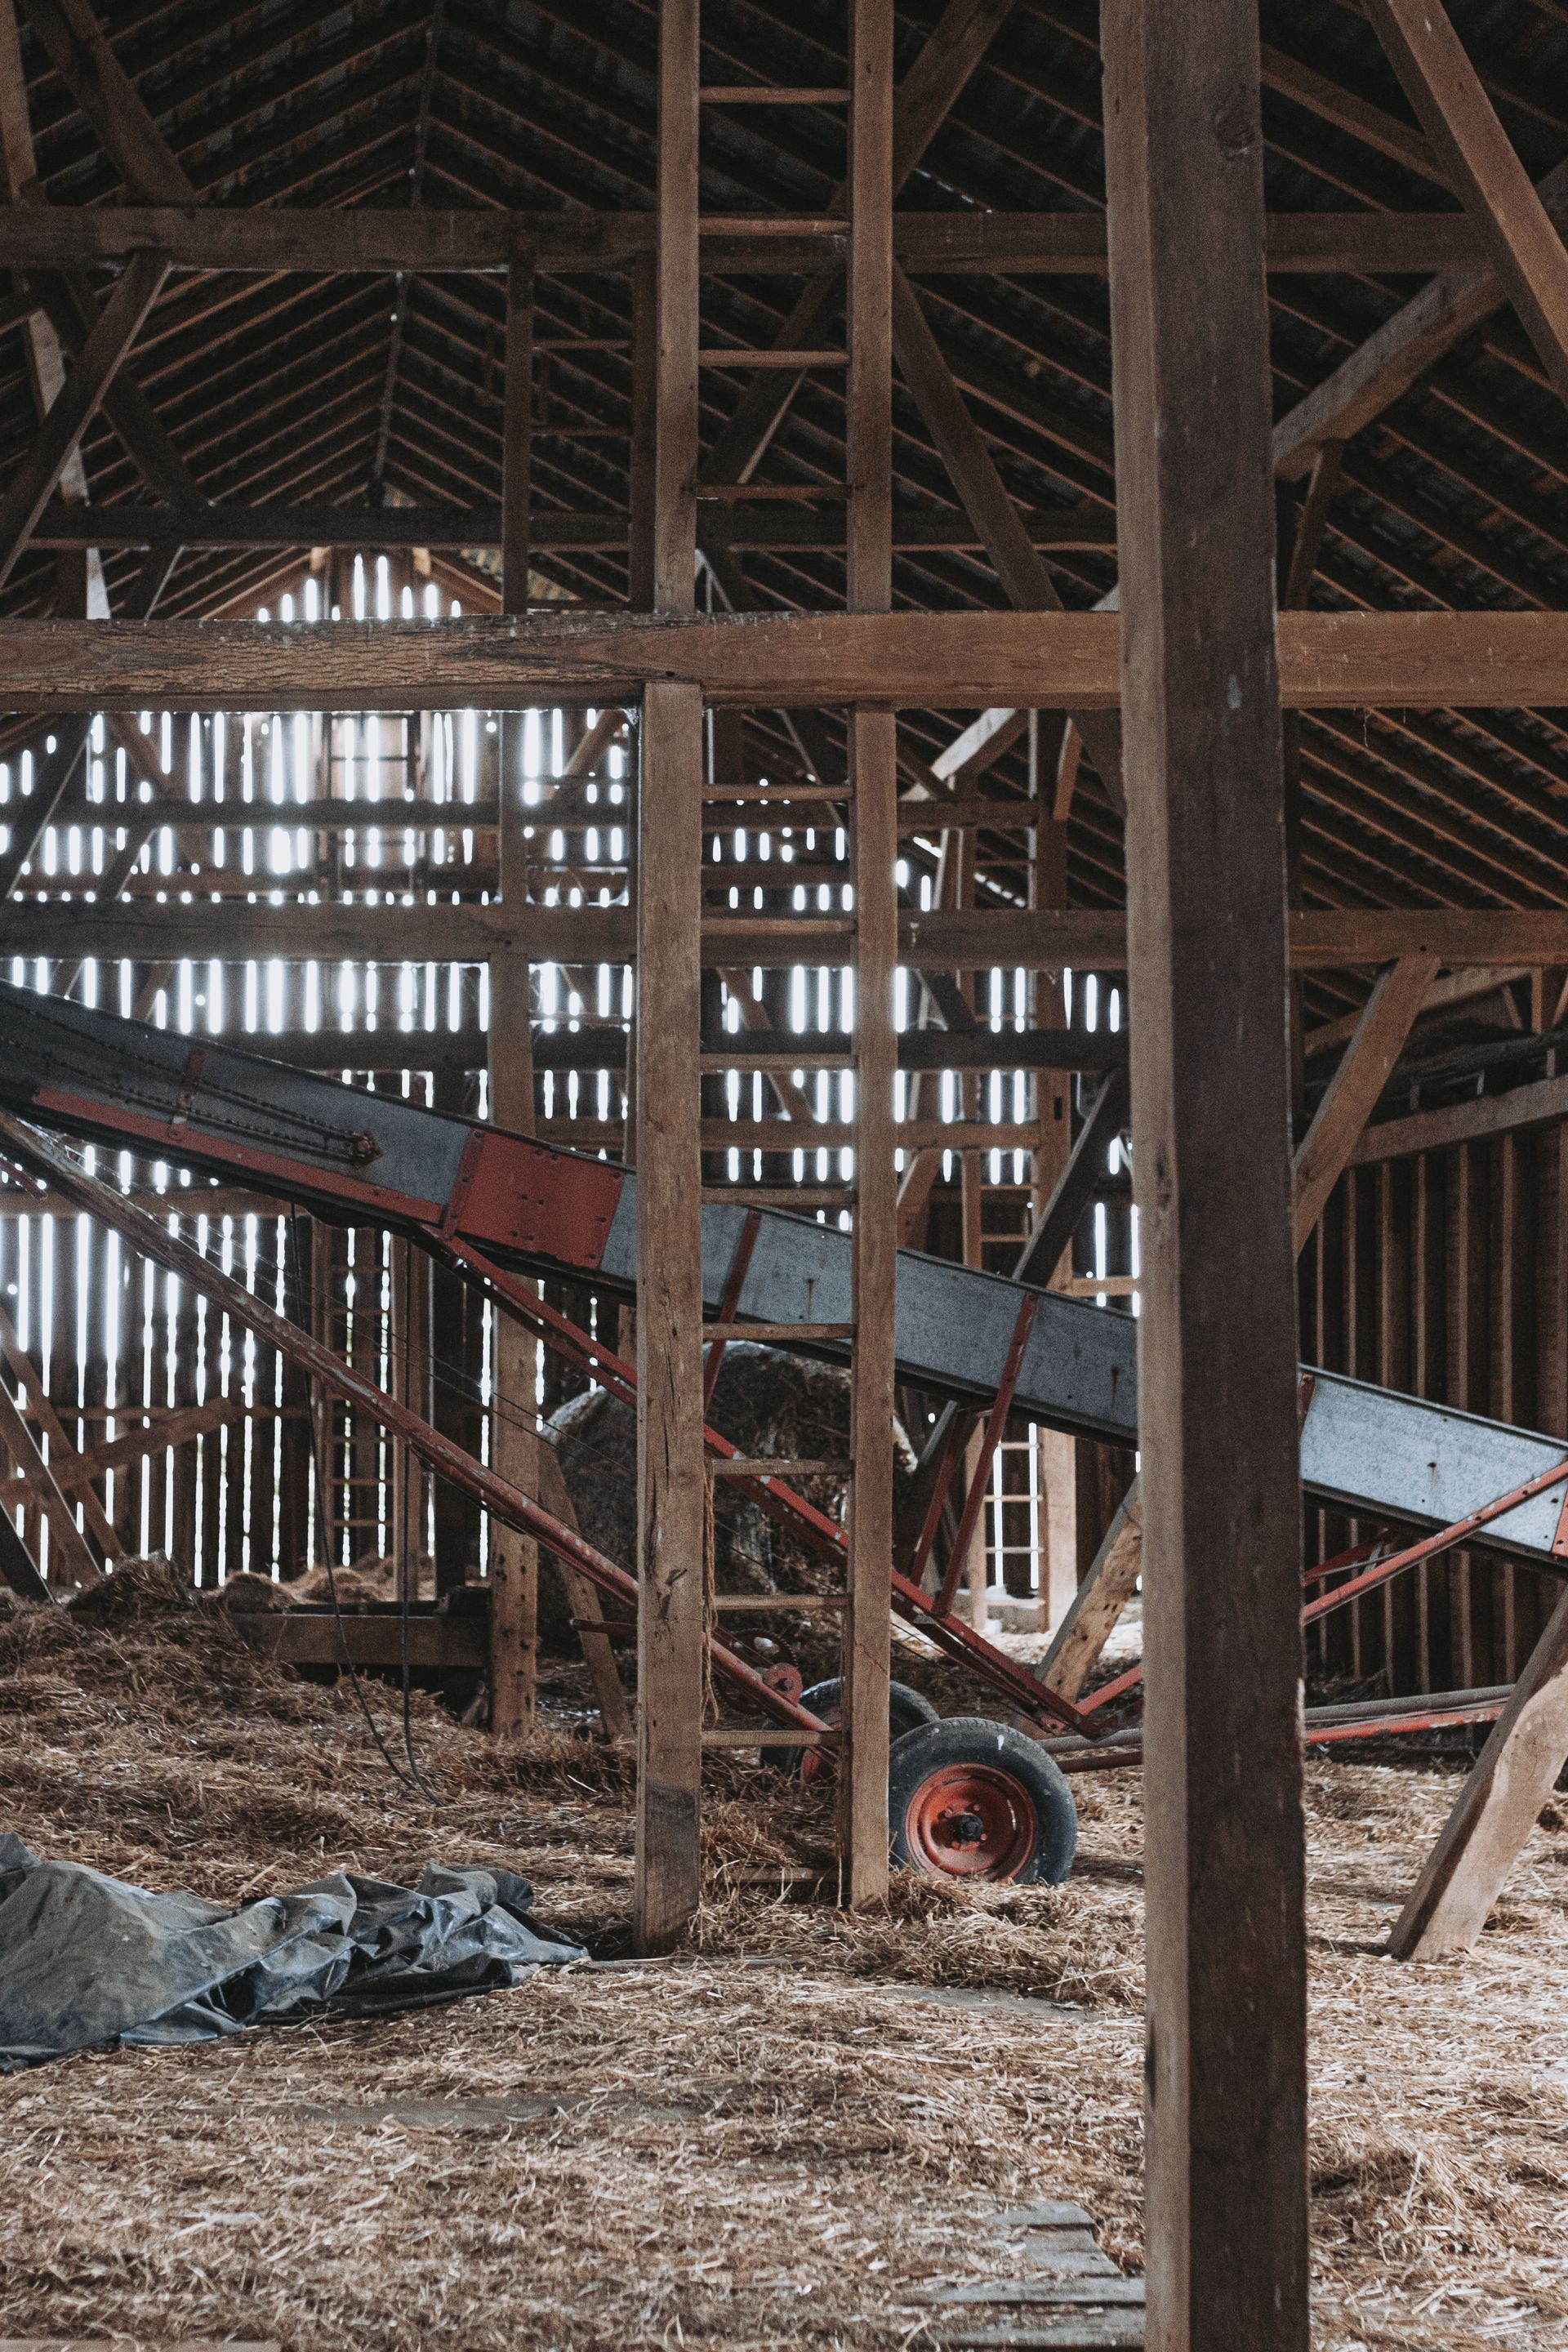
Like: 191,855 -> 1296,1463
844,713 -> 898,1902
1291,954 -> 1440,1251
633,679 -> 706,1953
631,0 -> 704,1956
697,0 -> 1013,490
1388,1582 -> 1568,1962
653,0 -> 699,615
840,0 -> 897,1911
487,753 -> 539,1733
1037,1485 -> 1143,1702
500,244 -> 535,620
628,256 -> 657,611
0,1355 -> 99,1587
1102,7 -> 1309,2346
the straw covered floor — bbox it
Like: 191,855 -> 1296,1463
1,1567 -> 1566,2348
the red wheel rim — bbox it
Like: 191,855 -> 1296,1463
903,1762 -> 1038,1881
799,1700 -> 840,1787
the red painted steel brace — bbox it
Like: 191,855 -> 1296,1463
933,1291 -> 1040,1618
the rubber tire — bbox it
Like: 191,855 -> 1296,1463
759,1676 -> 938,1775
887,1716 -> 1078,1886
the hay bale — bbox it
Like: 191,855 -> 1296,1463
65,1552 -> 194,1625
541,1343 -> 913,1649
291,1554 -> 435,1606
208,1570 -> 289,1614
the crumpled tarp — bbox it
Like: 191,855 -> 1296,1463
0,1833 -> 586,2068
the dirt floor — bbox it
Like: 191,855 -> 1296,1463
2,1572 -> 1566,2350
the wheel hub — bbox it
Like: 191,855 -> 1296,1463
905,1762 -> 1037,1880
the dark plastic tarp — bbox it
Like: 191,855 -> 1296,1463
0,1834 -> 586,2068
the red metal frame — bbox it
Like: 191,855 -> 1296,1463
0,1131 -> 837,1751
905,1405 -> 979,1588
1076,1461 -> 1568,1725
933,1292 -> 1039,1617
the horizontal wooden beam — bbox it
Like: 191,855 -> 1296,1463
1,900 -> 1563,969
231,1606 -> 488,1670
31,500 -> 1116,555
1351,1066 -> 1568,1163
0,207 -> 1489,277
1303,963 -> 1525,1056
6,611 -> 1568,714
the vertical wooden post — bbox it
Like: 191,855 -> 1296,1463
488,753 -> 539,1733
1031,772 -> 1079,1633
501,241 -> 534,620
840,0 -> 896,1908
491,229 -> 538,1722
635,679 -> 706,1949
634,0 -> 704,1954
653,0 -> 698,617
628,254 -> 657,614
1102,7 -> 1309,2349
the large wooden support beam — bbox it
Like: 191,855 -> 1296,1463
1291,952 -> 1440,1251
1103,7 -> 1308,2347
0,249 -> 168,590
1366,0 -> 1568,409
653,0 -> 698,615
1388,1581 -> 1568,1960
634,0 -> 703,1958
28,496 -> 1119,555
1037,1483 -> 1143,1703
0,206 -> 1500,279
1,899 -> 1566,974
840,0 -> 897,1911
487,769 -> 538,1734
845,707 -> 898,1904
634,679 -> 706,1953
11,608 -> 1568,712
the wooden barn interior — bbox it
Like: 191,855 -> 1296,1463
2,1 -> 1568,2345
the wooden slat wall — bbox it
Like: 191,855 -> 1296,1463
1301,1123 -> 1568,1693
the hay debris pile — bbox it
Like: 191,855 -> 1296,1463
1,1564 -> 1566,2348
